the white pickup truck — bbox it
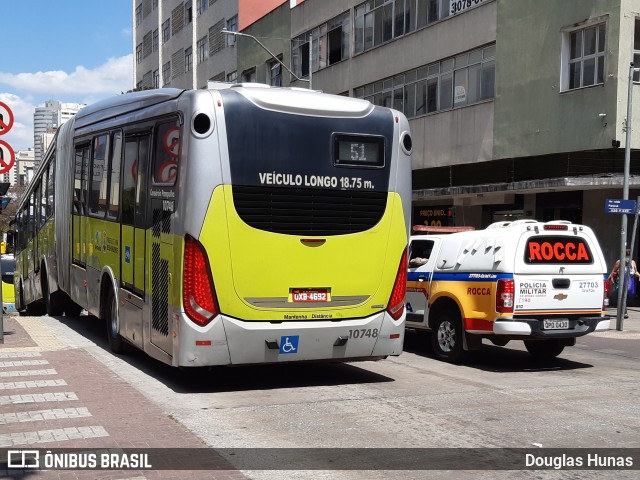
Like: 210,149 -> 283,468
405,220 -> 611,362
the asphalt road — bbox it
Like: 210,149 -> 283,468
24,311 -> 640,479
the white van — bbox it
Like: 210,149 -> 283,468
405,220 -> 610,362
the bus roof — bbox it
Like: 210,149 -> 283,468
74,88 -> 185,129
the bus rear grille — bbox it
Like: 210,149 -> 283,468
233,186 -> 387,236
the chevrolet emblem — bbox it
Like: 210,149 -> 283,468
554,293 -> 568,301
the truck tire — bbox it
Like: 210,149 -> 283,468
431,310 -> 466,363
524,339 -> 565,360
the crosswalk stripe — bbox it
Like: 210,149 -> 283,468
0,360 -> 49,368
0,407 -> 91,425
0,426 -> 109,447
0,392 -> 78,406
0,352 -> 42,359
0,369 -> 57,378
0,379 -> 68,390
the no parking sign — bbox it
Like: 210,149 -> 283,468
0,102 -> 16,175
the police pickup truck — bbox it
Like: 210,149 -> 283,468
405,220 -> 610,362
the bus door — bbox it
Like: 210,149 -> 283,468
119,133 -> 149,348
148,119 -> 180,356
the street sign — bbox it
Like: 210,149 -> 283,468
0,101 -> 14,135
605,198 -> 638,214
0,140 -> 16,174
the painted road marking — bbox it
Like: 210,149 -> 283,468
0,369 -> 57,378
0,392 -> 78,406
0,426 -> 109,447
0,407 -> 91,425
0,360 -> 49,368
0,379 -> 67,390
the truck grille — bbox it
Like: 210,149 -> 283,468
233,186 -> 387,236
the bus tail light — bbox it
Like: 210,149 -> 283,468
386,248 -> 408,320
183,235 -> 219,326
496,279 -> 514,313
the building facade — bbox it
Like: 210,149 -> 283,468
132,0 -> 640,267
15,148 -> 35,186
132,0 -> 287,90
33,101 -> 84,166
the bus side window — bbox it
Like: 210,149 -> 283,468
108,131 -> 123,220
122,138 -> 138,226
153,119 -> 180,186
47,158 -> 55,219
89,134 -> 109,217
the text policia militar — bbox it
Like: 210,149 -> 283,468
526,453 -> 633,469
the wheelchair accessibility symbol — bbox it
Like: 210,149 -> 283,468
279,335 -> 299,354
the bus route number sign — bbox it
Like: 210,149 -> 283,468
291,288 -> 330,302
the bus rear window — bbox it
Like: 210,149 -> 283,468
524,236 -> 593,264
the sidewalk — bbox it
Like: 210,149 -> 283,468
0,314 -> 247,480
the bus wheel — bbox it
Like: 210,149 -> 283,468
42,272 -> 64,316
17,281 -> 28,316
431,310 -> 466,363
524,339 -> 565,360
105,289 -> 126,354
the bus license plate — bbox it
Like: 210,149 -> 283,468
291,289 -> 329,303
543,319 -> 569,330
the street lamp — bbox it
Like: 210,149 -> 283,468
221,29 -> 312,89
616,62 -> 640,331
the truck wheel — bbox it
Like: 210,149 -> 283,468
431,310 -> 466,363
105,288 -> 126,354
524,339 -> 565,360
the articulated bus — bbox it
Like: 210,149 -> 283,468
14,84 -> 412,367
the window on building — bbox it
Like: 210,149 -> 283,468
634,18 -> 640,83
354,43 -> 495,118
292,11 -> 349,78
153,0 -> 158,10
242,68 -> 256,83
355,0 -> 450,55
185,1 -> 193,25
563,23 -> 606,90
197,0 -> 208,15
226,16 -> 238,46
227,71 -> 237,83
185,47 -> 193,72
136,43 -> 143,64
153,69 -> 159,88
153,29 -> 159,51
197,36 -> 208,64
162,19 -> 171,43
268,58 -> 282,87
162,61 -> 171,86
135,4 -> 143,26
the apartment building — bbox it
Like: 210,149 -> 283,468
33,101 -> 84,166
132,0 -> 286,89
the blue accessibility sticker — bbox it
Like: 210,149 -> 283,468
279,335 -> 299,355
125,246 -> 131,264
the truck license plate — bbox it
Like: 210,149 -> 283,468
543,319 -> 569,330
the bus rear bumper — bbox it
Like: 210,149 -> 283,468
176,311 -> 405,367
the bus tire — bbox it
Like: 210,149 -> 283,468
431,309 -> 466,363
17,280 -> 28,316
524,339 -> 565,360
42,271 -> 64,316
105,288 -> 126,354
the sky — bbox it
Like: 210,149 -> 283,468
0,0 -> 134,153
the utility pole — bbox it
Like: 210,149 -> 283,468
617,63 -> 640,330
